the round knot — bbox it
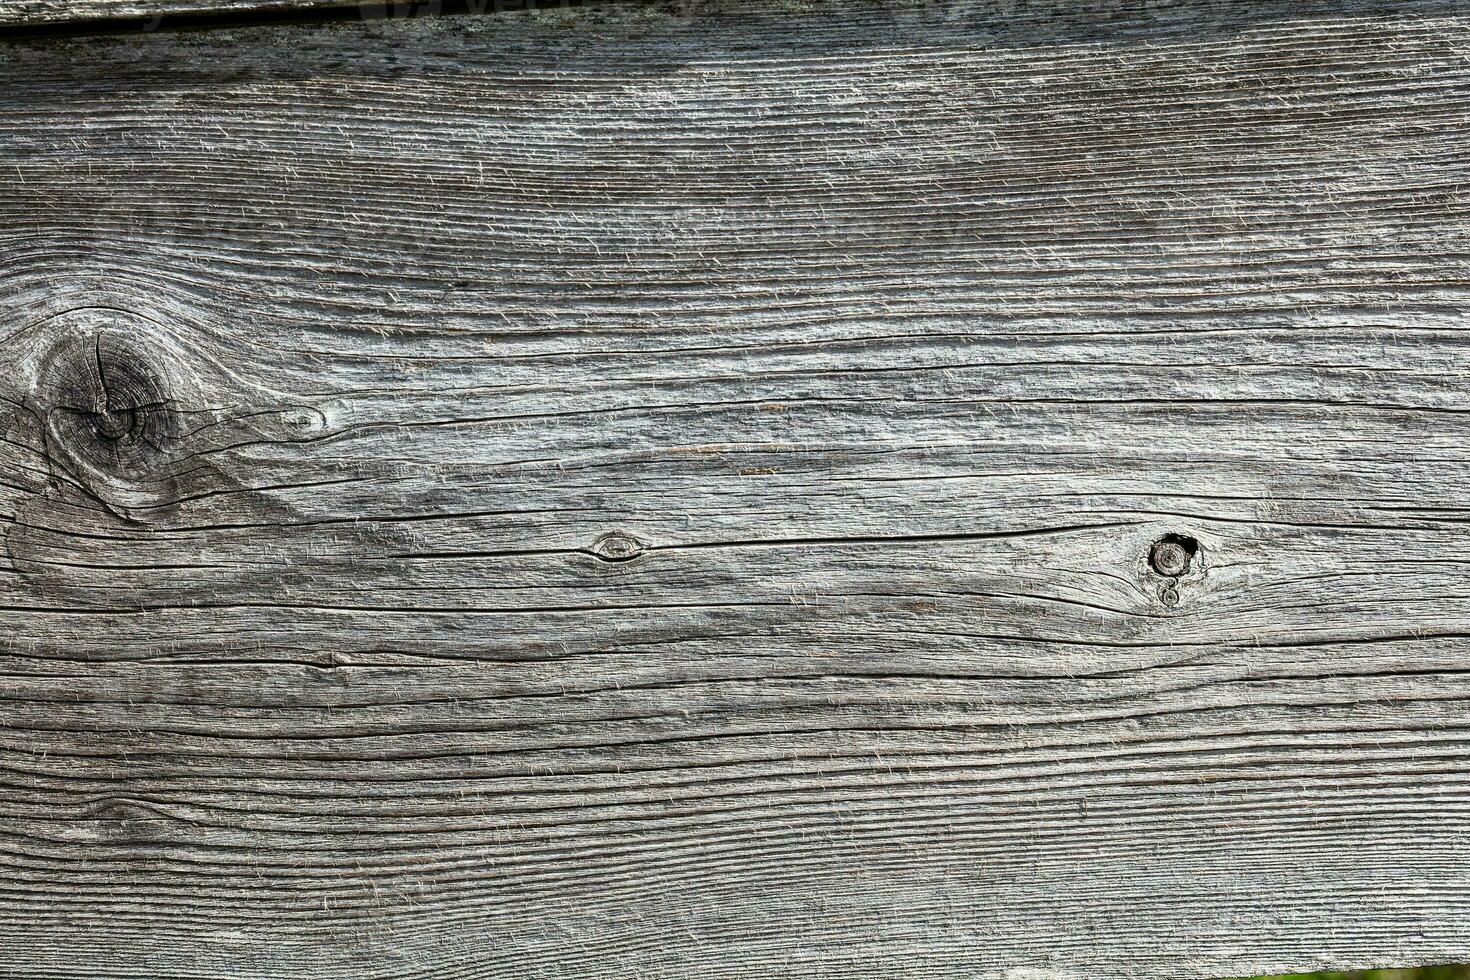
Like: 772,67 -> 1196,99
1149,534 -> 1200,578
50,342 -> 176,473
33,326 -> 192,517
589,531 -> 644,563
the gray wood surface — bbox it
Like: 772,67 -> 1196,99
3,0 -> 1470,976
0,0 -> 358,27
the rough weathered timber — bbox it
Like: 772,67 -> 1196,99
0,0 -> 359,28
2,0 -> 1470,977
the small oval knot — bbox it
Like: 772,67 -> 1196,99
283,406 -> 327,435
589,531 -> 644,563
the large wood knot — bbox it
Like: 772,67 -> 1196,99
33,322 -> 200,518
51,340 -> 178,475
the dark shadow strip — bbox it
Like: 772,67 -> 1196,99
0,0 -> 630,39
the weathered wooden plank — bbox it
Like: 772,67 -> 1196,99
0,0 -> 362,28
2,0 -> 1470,976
